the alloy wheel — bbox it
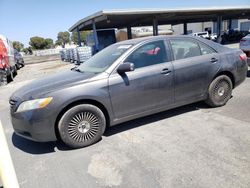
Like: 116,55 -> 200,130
68,112 -> 100,142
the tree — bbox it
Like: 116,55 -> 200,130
13,41 -> 24,52
22,47 -> 33,55
56,31 -> 70,48
29,36 -> 54,50
44,38 -> 54,49
71,31 -> 90,45
29,36 -> 47,50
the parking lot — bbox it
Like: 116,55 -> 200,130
0,59 -> 250,188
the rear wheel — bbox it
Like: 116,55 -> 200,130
205,75 -> 233,107
7,69 -> 14,83
58,104 -> 106,148
13,66 -> 18,77
0,70 -> 7,86
16,63 -> 20,70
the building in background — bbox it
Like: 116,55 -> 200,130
116,26 -> 173,42
116,19 -> 250,42
172,19 -> 250,35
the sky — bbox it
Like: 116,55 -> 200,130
0,0 -> 249,47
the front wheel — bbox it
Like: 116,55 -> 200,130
205,75 -> 233,107
58,104 -> 106,148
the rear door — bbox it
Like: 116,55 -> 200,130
169,38 -> 221,103
108,40 -> 174,120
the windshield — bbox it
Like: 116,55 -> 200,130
77,44 -> 132,73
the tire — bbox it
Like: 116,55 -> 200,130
58,104 -> 106,148
13,66 -> 18,77
7,70 -> 14,83
0,70 -> 8,86
205,75 -> 233,107
16,64 -> 20,70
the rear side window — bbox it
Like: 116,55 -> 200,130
199,42 -> 216,55
126,40 -> 168,69
170,39 -> 201,60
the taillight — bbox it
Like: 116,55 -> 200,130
239,53 -> 247,61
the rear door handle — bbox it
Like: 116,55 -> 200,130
161,68 -> 172,75
210,57 -> 218,63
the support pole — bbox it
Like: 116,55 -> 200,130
228,19 -> 232,30
0,120 -> 19,188
183,22 -> 188,35
216,15 -> 223,43
92,20 -> 99,53
153,18 -> 158,36
77,26 -> 82,47
127,26 -> 132,39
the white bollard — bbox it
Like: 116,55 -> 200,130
0,120 -> 19,188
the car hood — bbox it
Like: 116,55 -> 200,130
11,70 -> 96,100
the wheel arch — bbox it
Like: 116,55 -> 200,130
54,99 -> 110,140
213,71 -> 235,88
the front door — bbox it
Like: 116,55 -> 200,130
108,40 -> 174,120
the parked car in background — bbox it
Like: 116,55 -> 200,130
0,34 -> 17,86
191,31 -> 210,39
221,30 -> 250,44
10,36 -> 247,148
14,49 -> 25,69
240,34 -> 250,66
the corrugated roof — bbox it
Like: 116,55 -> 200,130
69,6 -> 250,32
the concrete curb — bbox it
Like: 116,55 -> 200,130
0,120 -> 19,188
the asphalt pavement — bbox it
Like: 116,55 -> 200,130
0,60 -> 250,188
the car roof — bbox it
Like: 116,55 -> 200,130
115,35 -> 231,53
116,35 -> 202,45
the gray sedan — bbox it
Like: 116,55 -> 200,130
10,36 -> 248,148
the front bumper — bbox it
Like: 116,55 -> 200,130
10,102 -> 57,142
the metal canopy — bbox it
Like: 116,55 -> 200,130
69,7 -> 250,32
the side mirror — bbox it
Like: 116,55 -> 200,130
117,62 -> 135,74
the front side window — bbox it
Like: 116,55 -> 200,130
170,39 -> 201,60
125,41 -> 167,69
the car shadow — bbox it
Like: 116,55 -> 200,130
104,101 -> 209,137
12,101 -> 209,154
12,133 -> 73,154
247,70 -> 250,77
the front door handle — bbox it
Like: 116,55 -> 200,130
161,68 -> 171,75
210,57 -> 218,63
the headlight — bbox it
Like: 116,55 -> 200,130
16,97 -> 53,112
